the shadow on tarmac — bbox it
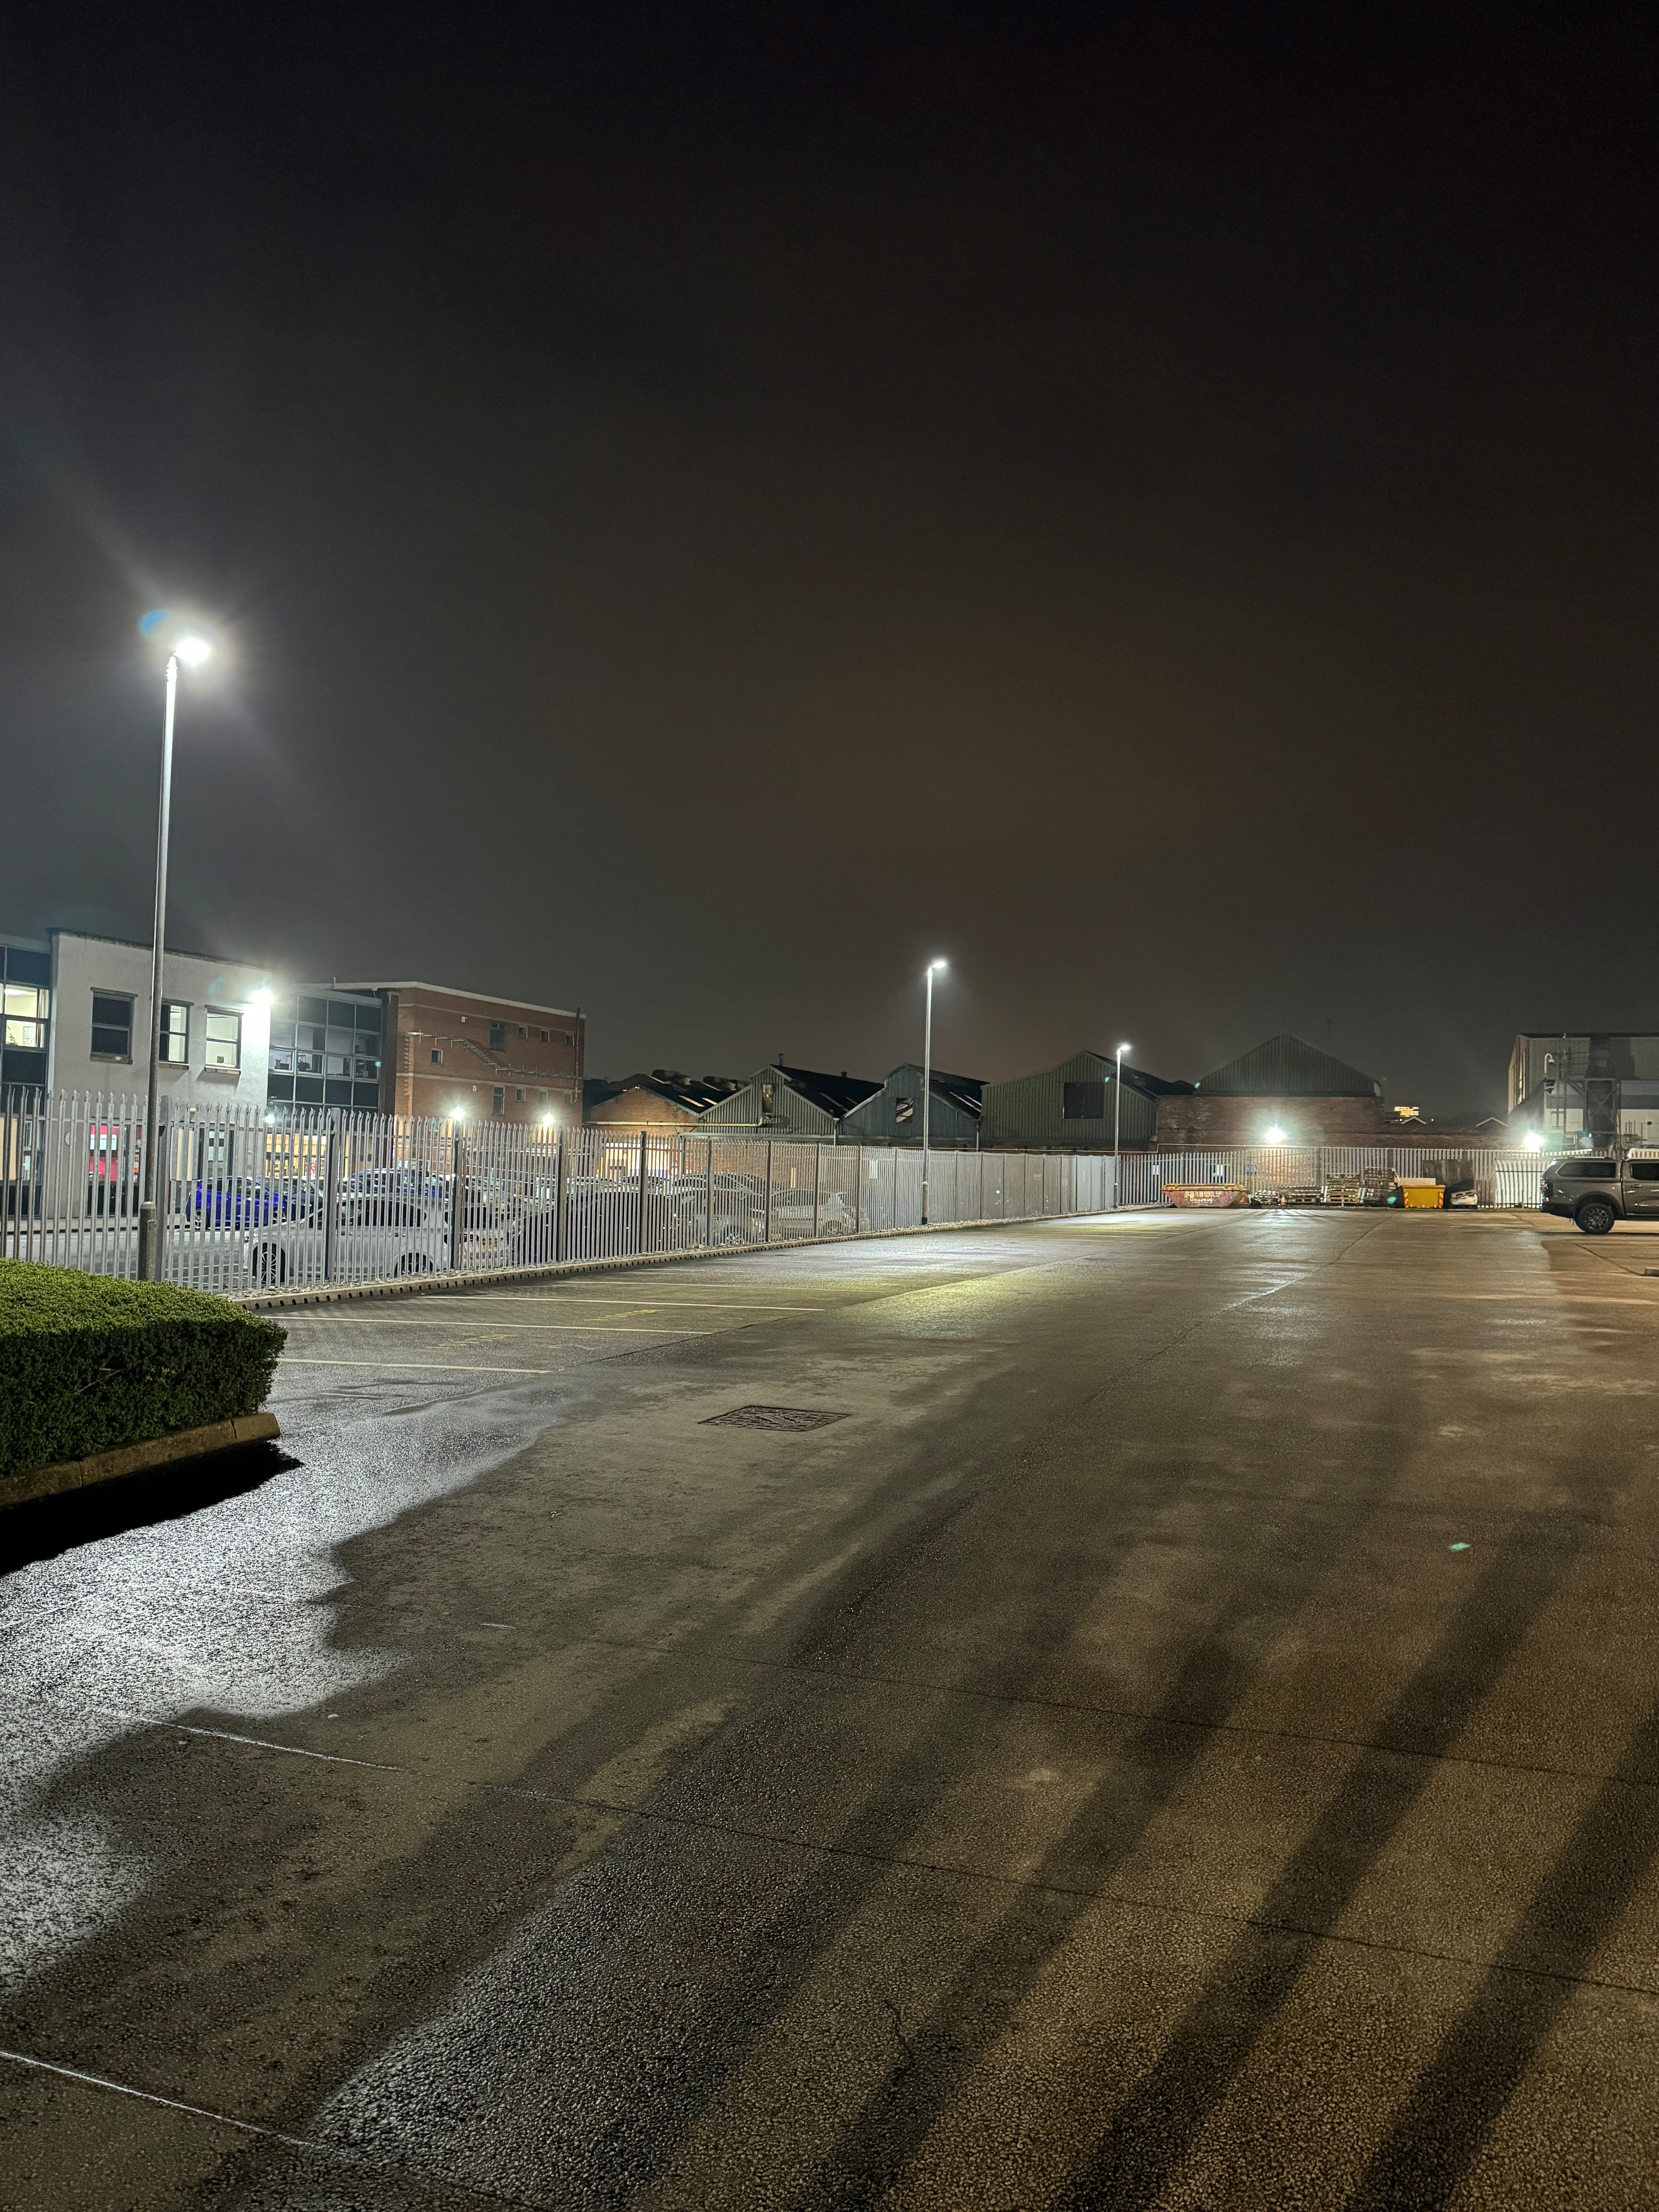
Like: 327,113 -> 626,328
0,1439 -> 300,1576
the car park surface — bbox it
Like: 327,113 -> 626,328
6,1206 -> 1659,2209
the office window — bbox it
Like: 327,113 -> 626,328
203,1009 -> 242,1069
515,1087 -> 525,1101
269,1048 -> 296,1075
3,982 -> 49,1050
539,1029 -> 550,1043
159,1001 -> 189,1064
91,993 -> 134,1060
1063,1080 -> 1107,1120
517,1024 -> 527,1039
430,1048 -> 443,1065
353,1054 -> 380,1082
537,1088 -> 550,1105
491,1085 -> 505,1117
489,1020 -> 507,1050
563,1032 -> 575,1046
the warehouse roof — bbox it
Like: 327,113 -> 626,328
1196,1033 -> 1381,1099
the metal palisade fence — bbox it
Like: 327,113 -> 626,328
0,1092 -> 1114,1297
1115,1144 -> 1547,1209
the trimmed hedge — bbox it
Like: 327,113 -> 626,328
0,1262 -> 285,1480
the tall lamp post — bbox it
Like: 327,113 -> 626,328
1114,1041 -> 1131,1158
921,958 -> 947,1224
136,622 -> 214,1281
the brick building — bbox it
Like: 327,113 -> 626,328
338,979 -> 584,1128
583,1071 -> 741,1129
1154,1033 -> 1397,1148
1153,1032 -> 1485,1149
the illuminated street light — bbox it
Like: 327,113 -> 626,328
921,959 -> 947,1224
135,613 -> 218,1280
1114,1042 -> 1132,1158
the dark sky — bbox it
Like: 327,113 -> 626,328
3,4 -> 1655,1115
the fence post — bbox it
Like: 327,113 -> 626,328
322,1111 -> 342,1282
812,1143 -> 821,1238
449,1122 -> 467,1273
705,1136 -> 714,1248
637,1126 -> 649,1255
553,1131 -> 566,1262
764,1141 -> 773,1242
855,1145 -> 863,1233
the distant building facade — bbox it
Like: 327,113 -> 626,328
1508,1033 -> 1659,1148
265,988 -> 385,1116
981,1051 -> 1181,1151
2,928 -> 275,1111
335,979 -> 584,1128
1153,1033 -> 1392,1148
841,1064 -> 984,1147
697,1063 -> 881,1140
583,1071 -> 742,1130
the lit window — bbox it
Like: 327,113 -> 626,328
203,1009 -> 242,1069
91,993 -> 134,1060
159,1002 -> 189,1064
2,982 -> 49,1049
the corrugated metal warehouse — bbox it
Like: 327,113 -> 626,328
841,1064 -> 984,1147
979,1051 -> 1187,1151
697,1063 -> 882,1139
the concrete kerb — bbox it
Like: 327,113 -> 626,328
228,1210 -> 1117,1315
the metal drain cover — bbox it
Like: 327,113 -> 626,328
702,1405 -> 850,1431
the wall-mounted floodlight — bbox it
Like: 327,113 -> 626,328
1264,1125 -> 1287,1145
1523,1132 -> 1544,1153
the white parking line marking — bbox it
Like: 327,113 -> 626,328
279,1357 -> 551,1374
281,1318 -> 716,1334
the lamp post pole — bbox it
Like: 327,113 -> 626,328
1114,1041 -> 1130,1158
921,958 -> 946,1225
136,654 -> 179,1281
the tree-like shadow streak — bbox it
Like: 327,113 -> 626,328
1041,1519 -> 1589,2212
1341,1691 -> 1659,2210
584,1439 -> 1411,2210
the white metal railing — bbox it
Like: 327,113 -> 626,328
0,1093 -> 1115,1295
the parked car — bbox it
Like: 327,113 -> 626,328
188,1179 -> 316,1228
1539,1154 -> 1659,1234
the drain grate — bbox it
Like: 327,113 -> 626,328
702,1404 -> 850,1431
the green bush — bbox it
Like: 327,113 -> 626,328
0,1262 -> 286,1480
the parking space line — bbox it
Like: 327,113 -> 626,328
280,1318 -> 717,1334
279,1357 -> 552,1374
446,1293 -> 823,1311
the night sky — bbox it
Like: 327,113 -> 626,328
3,5 -> 1655,1116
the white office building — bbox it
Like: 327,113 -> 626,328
0,929 -> 275,1111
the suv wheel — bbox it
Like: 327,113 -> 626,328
1576,1198 -> 1616,1236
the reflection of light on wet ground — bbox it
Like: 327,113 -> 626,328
0,1387 -> 560,1991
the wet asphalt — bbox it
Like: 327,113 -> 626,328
5,1207 -> 1659,2209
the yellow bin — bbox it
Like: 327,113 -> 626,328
1397,1178 -> 1443,1209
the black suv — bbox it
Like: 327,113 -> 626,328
1540,1155 -> 1659,1234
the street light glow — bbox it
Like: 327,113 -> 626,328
175,633 -> 213,667
1117,1041 -> 1132,1056
927,957 -> 948,974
